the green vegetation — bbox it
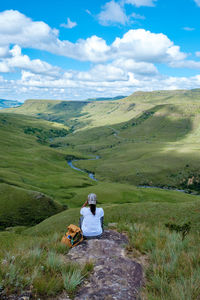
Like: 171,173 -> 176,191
124,223 -> 200,300
0,197 -> 199,299
1,89 -> 200,299
0,232 -> 93,298
24,126 -> 68,144
0,183 -> 63,230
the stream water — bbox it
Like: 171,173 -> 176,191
67,156 -> 197,195
67,156 -> 99,181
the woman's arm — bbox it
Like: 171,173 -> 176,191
81,200 -> 88,208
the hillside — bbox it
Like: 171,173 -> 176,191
3,89 -> 200,190
87,95 -> 126,101
24,90 -> 200,190
4,89 -> 200,131
0,183 -> 63,230
1,89 -> 200,299
0,112 -> 97,228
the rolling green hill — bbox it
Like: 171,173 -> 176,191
0,113 -> 97,229
4,89 -> 200,131
3,89 -> 200,195
0,183 -> 63,230
1,89 -> 200,299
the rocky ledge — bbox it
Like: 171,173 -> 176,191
63,230 -> 143,300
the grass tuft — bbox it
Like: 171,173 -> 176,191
122,223 -> 200,300
62,269 -> 84,295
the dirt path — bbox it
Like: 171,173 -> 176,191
64,230 -> 143,300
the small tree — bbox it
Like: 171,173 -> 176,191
165,222 -> 191,241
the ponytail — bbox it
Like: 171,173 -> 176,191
90,204 -> 96,216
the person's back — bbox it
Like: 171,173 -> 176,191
80,193 -> 104,238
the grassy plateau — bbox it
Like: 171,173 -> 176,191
0,89 -> 200,299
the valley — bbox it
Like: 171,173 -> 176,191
0,89 -> 200,299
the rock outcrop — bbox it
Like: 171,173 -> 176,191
66,230 -> 143,300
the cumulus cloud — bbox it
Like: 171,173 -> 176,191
124,0 -> 157,7
195,51 -> 200,57
0,10 -> 187,65
169,60 -> 200,69
0,46 -> 10,58
113,58 -> 158,75
0,10 -> 200,101
98,1 -> 128,26
0,10 -> 59,48
60,18 -> 77,29
4,69 -> 199,101
112,29 -> 186,63
0,45 -> 60,76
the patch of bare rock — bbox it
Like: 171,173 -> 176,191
63,230 -> 143,300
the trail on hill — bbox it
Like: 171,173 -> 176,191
60,230 -> 143,300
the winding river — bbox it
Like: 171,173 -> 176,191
67,156 -> 100,181
67,155 -> 197,195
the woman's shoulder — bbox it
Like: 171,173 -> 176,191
96,207 -> 104,215
97,207 -> 104,211
80,207 -> 90,214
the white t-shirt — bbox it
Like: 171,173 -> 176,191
80,207 -> 104,237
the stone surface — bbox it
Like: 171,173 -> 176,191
66,230 -> 143,300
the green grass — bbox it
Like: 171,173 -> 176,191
4,90 -> 200,190
59,101 -> 200,190
0,183 -> 63,229
0,232 -> 92,298
122,223 -> 200,300
0,198 -> 199,299
0,113 -> 98,228
1,89 -> 200,298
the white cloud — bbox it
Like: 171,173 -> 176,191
113,58 -> 158,75
0,10 -> 187,65
98,1 -> 128,26
0,45 -> 60,76
0,10 -> 59,51
0,10 -> 111,62
0,46 -> 10,58
194,0 -> 200,6
112,29 -> 186,63
4,69 -> 200,101
195,51 -> 200,57
60,18 -> 77,29
124,0 -> 157,7
183,27 -> 195,31
0,10 -> 200,101
169,60 -> 200,69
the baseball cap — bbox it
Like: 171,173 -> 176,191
88,193 -> 97,204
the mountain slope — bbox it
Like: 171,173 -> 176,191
4,89 -> 200,131
0,113 -> 99,228
4,89 -> 200,189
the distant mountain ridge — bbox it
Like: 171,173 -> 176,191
0,99 -> 22,109
87,95 -> 126,101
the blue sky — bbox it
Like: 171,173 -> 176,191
0,0 -> 200,101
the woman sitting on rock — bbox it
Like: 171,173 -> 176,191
80,193 -> 104,239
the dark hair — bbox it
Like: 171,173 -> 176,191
90,204 -> 96,216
